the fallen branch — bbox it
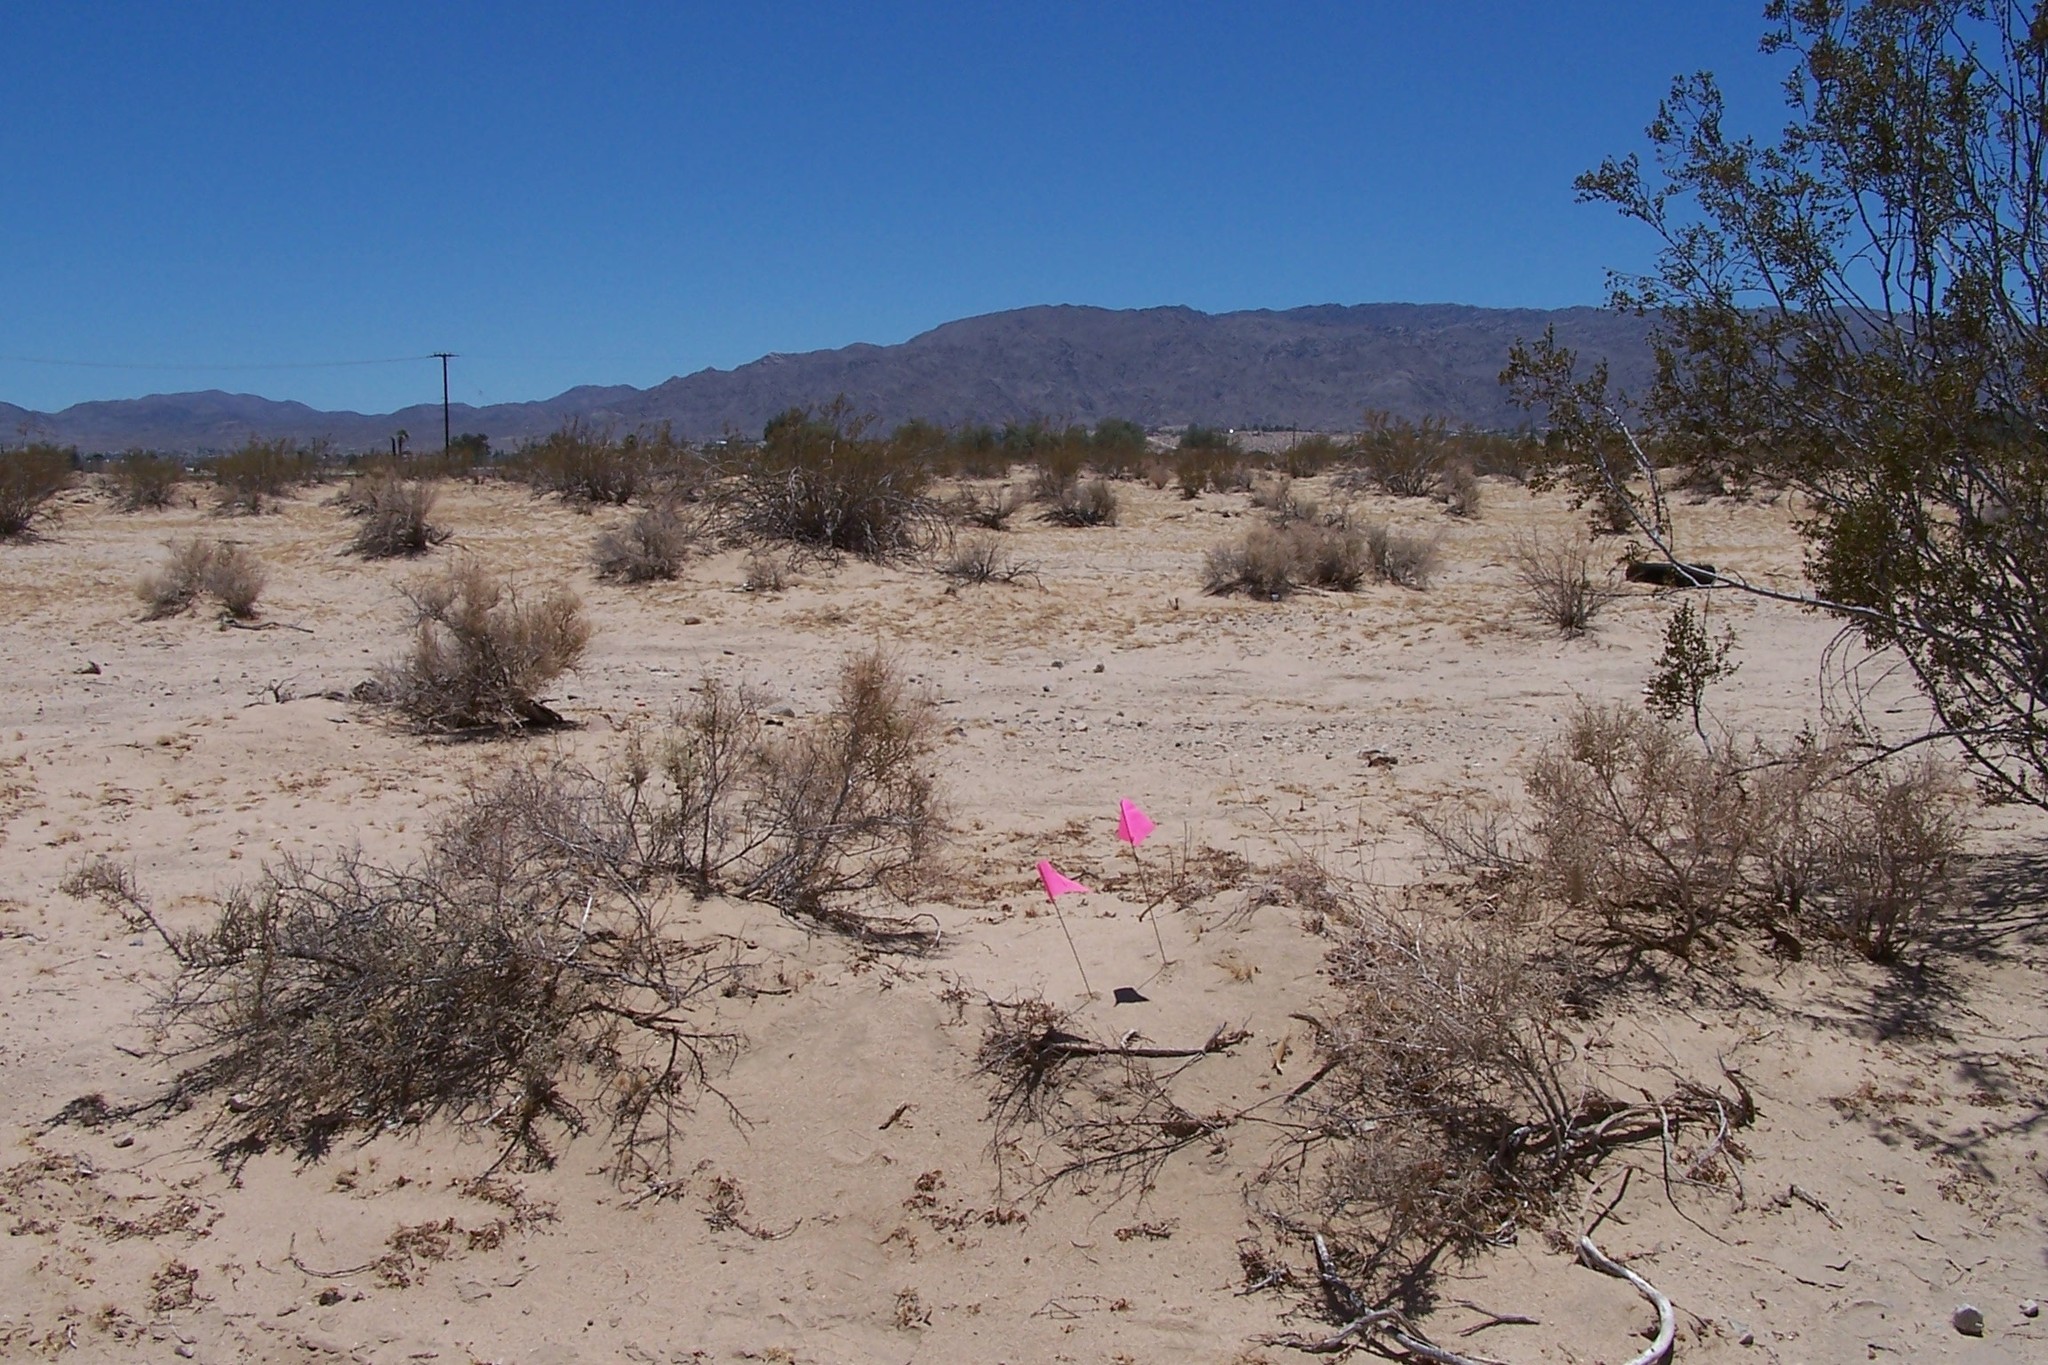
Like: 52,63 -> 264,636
1577,1236 -> 1675,1365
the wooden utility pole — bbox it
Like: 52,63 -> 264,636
431,352 -> 456,453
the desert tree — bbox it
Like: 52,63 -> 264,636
1505,0 -> 2048,807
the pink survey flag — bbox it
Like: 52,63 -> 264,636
1115,798 -> 1156,847
1037,860 -> 1091,899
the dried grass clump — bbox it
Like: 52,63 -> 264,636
346,476 -> 452,558
1512,531 -> 1615,635
1361,521 -> 1441,589
109,452 -> 184,511
742,548 -> 789,592
1525,703 -> 1967,960
0,445 -> 75,538
138,538 -> 267,619
380,561 -> 590,732
154,830 -> 743,1175
592,501 -> 695,582
940,533 -> 1036,586
1038,477 -> 1121,527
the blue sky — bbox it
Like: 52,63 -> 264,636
1,2 -> 1789,414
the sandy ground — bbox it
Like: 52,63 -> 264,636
1,472 -> 2044,1364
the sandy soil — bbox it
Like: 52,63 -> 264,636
1,473 -> 2043,1364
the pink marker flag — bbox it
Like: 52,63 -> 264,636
1116,799 -> 1156,847
1038,860 -> 1091,899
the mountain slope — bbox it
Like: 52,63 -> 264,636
10,303 -> 1654,452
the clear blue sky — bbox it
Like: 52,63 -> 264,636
2,2 -> 1789,415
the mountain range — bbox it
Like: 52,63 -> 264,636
3,303 -> 1656,454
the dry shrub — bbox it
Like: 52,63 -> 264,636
742,548 -> 789,591
463,652 -> 945,929
1038,476 -> 1121,527
593,501 -> 695,582
154,824 -> 743,1174
1205,524 -> 1304,598
137,538 -> 266,619
1525,703 -> 1967,959
109,452 -> 183,511
1512,530 -> 1615,635
1205,522 -> 1369,597
948,483 -> 1025,530
1362,521 -> 1441,588
0,444 -> 75,538
380,561 -> 590,732
940,532 -> 1035,585
1251,475 -> 1319,525
346,476 -> 451,559
1290,900 -> 1588,1298
1436,463 -> 1482,518
208,439 -> 320,514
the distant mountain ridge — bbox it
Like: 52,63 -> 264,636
5,303 -> 1655,454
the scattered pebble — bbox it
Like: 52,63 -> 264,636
1952,1304 -> 1985,1336
1724,1318 -> 1754,1346
2021,1299 -> 2039,1318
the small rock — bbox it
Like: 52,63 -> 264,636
1725,1318 -> 1754,1346
112,1134 -> 134,1149
1952,1304 -> 1985,1336
175,1346 -> 196,1360
1092,663 -> 1104,673
1051,660 -> 1064,669
772,706 -> 795,718
2021,1299 -> 2039,1318
682,615 -> 703,625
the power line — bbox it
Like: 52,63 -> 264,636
0,352 -> 435,372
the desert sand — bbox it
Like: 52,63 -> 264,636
2,472 -> 2043,1363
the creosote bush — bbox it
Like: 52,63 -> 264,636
1512,531 -> 1615,636
940,532 -> 1035,585
109,451 -> 184,511
138,538 -> 267,619
380,561 -> 591,732
514,419 -> 665,505
592,501 -> 695,582
725,402 -> 943,560
0,445 -> 76,538
208,439 -> 322,514
345,476 -> 452,559
948,483 -> 1025,530
1525,703 -> 1966,960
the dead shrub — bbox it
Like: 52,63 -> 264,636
1296,522 -> 1370,590
208,439 -> 321,514
137,538 -> 266,619
0,444 -> 75,538
1512,531 -> 1615,635
153,825 -> 744,1175
742,548 -> 789,592
1362,521 -> 1441,588
1436,463 -> 1482,518
379,561 -> 590,732
1038,477 -> 1121,527
948,484 -> 1025,530
109,452 -> 184,511
346,476 -> 451,559
940,533 -> 1036,585
592,501 -> 695,582
1251,475 -> 1319,525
